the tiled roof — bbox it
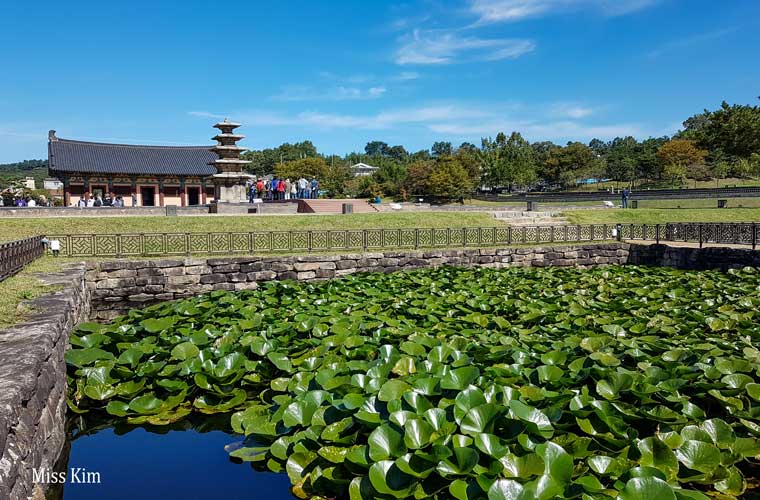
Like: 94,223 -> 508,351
48,138 -> 218,177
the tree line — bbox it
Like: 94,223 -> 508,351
240,99 -> 760,200
4,100 -> 758,202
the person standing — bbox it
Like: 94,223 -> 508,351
298,177 -> 307,199
290,180 -> 297,200
310,178 -> 319,199
271,177 -> 280,200
256,178 -> 264,199
285,179 -> 292,200
277,178 -> 286,199
622,187 -> 630,209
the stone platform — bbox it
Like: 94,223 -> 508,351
208,202 -> 258,215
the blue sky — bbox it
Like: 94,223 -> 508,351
1,0 -> 758,162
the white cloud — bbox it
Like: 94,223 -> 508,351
271,85 -> 387,102
551,103 -> 595,119
189,102 -> 642,142
429,120 -> 642,141
647,28 -> 736,58
188,111 -> 224,119
395,30 -> 535,65
469,0 -> 659,24
391,71 -> 421,81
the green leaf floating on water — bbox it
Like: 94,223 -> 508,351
65,347 -> 114,367
368,424 -> 406,461
618,477 -> 677,500
170,341 -> 199,361
64,265 -> 760,499
139,316 -> 176,333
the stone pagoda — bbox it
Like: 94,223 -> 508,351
208,119 -> 254,211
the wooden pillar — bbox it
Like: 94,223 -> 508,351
62,177 -> 71,206
83,176 -> 90,200
158,179 -> 165,207
107,177 -> 114,197
179,177 -> 187,207
201,179 -> 207,204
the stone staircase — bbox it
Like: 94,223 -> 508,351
491,210 -> 569,226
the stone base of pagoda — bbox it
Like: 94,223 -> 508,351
208,172 -> 257,214
211,172 -> 254,203
208,201 -> 258,215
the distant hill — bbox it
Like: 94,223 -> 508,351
0,159 -> 48,189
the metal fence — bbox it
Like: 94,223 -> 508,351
623,222 -> 758,249
47,225 -> 619,257
0,236 -> 45,282
39,222 -> 760,258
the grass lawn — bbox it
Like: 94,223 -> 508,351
0,212 -> 500,243
0,257 -> 64,329
563,208 -> 760,224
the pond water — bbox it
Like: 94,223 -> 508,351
54,418 -> 293,500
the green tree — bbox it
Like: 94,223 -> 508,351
404,160 -> 435,196
364,141 -> 390,157
455,143 -> 481,188
373,163 -> 408,198
656,139 -> 708,186
427,157 -> 473,201
680,100 -> 760,161
479,132 -> 537,190
604,136 -> 640,183
545,142 -> 605,188
637,137 -> 669,181
431,141 -> 453,158
274,157 -> 329,182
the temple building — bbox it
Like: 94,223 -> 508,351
47,130 -> 219,207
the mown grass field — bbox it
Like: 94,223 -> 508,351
0,212 -> 500,243
0,257 -> 64,329
563,208 -> 760,224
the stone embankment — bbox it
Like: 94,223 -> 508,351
0,265 -> 89,500
86,243 -> 630,320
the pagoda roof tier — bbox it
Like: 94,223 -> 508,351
212,134 -> 245,141
210,145 -> 247,152
211,158 -> 252,165
213,120 -> 241,129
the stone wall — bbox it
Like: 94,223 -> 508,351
0,206 -> 209,218
87,242 -> 631,320
0,264 -> 89,500
628,243 -> 760,271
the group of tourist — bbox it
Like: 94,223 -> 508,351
75,193 -> 126,208
0,196 -> 52,207
247,177 -> 320,203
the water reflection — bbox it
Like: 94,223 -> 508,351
51,414 -> 294,500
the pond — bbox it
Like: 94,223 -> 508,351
63,265 -> 760,499
54,416 -> 293,500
